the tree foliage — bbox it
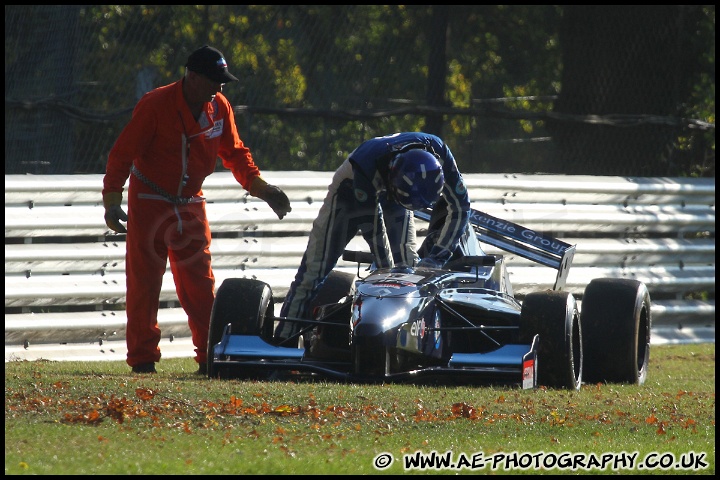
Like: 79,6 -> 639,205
4,5 -> 714,175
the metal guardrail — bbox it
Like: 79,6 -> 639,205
5,172 -> 715,361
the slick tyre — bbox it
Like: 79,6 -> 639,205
519,291 -> 582,390
581,278 -> 651,385
206,278 -> 275,378
308,270 -> 356,352
309,270 -> 356,311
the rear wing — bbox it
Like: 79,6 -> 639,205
415,208 -> 575,291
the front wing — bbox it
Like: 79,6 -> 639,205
211,326 -> 539,388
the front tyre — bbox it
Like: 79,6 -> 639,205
206,278 -> 275,378
519,291 -> 582,390
581,278 -> 651,385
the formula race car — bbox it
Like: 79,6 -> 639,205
206,200 -> 652,390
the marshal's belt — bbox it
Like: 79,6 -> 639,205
131,165 -> 197,205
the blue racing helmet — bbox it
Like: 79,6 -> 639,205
388,148 -> 444,210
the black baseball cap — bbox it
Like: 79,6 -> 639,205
185,45 -> 239,83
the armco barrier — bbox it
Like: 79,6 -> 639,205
5,172 -> 715,361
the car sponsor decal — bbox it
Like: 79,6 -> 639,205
373,283 -> 405,290
366,273 -> 424,285
522,358 -> 536,390
409,318 -> 425,339
468,209 -> 569,256
433,313 -> 441,350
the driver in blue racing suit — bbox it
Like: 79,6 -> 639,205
276,132 -> 471,341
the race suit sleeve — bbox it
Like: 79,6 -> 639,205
426,139 -> 471,263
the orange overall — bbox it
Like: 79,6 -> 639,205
103,80 -> 260,367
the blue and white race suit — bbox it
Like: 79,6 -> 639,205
277,132 -> 470,337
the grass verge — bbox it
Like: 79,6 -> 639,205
5,343 -> 715,475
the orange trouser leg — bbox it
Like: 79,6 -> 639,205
125,198 -> 172,367
167,203 -> 214,365
125,194 -> 214,367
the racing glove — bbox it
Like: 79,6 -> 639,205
417,257 -> 444,269
417,245 -> 452,269
103,192 -> 128,234
249,176 -> 292,220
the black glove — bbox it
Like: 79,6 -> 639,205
417,245 -> 451,269
249,177 -> 292,219
417,257 -> 443,269
103,192 -> 128,233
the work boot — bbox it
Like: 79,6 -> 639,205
131,363 -> 157,374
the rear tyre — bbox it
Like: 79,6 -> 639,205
581,278 -> 651,385
309,270 -> 356,311
519,291 -> 582,390
308,271 -> 356,353
206,278 -> 275,379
